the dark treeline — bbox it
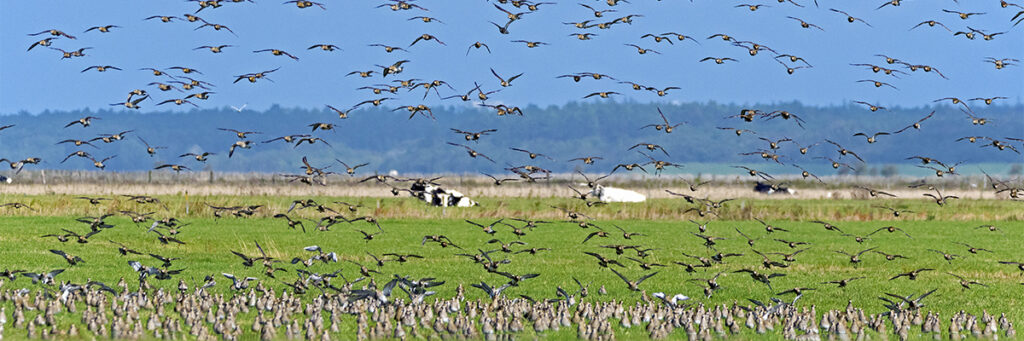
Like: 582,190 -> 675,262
0,101 -> 1021,175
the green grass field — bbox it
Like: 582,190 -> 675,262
0,195 -> 1022,339
1,193 -> 1020,221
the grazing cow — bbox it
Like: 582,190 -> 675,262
588,184 -> 646,203
410,183 -> 478,207
0,175 -> 10,184
754,181 -> 795,195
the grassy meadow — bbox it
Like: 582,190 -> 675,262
0,193 -> 1021,221
0,194 -> 1022,339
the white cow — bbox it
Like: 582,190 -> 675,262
588,184 -> 646,203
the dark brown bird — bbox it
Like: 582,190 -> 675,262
754,218 -> 788,233
490,68 -> 523,87
890,268 -> 934,280
868,225 -> 912,238
583,251 -> 625,269
610,269 -> 658,291
253,48 -> 300,60
923,188 -> 959,206
872,250 -> 909,261
829,8 -> 872,27
927,249 -> 960,263
835,247 -> 876,265
410,34 -> 446,47
447,142 -> 495,163
285,0 -> 326,9
821,276 -> 865,288
510,147 -> 552,160
155,164 -> 189,173
50,249 -> 84,266
954,242 -> 993,254
947,272 -> 987,290
734,268 -> 785,291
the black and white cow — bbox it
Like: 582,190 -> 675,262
409,182 -> 478,207
754,181 -> 794,195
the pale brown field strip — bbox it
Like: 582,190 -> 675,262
0,183 -> 1007,200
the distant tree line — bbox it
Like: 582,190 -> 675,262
0,101 -> 1020,176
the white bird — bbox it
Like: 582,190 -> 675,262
58,282 -> 82,302
147,221 -> 160,233
230,103 -> 247,112
223,273 -> 257,290
200,276 -> 217,290
652,292 -> 690,308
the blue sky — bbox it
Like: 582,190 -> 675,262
1,0 -> 1022,114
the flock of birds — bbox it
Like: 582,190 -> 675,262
2,0 -> 1024,339
0,188 -> 1022,340
5,0 -> 1024,177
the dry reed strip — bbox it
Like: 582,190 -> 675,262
0,183 -> 1007,202
0,193 -> 1019,222
1,171 -> 1017,221
0,173 -> 1008,200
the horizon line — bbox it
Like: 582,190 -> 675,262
4,100 -> 1023,116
